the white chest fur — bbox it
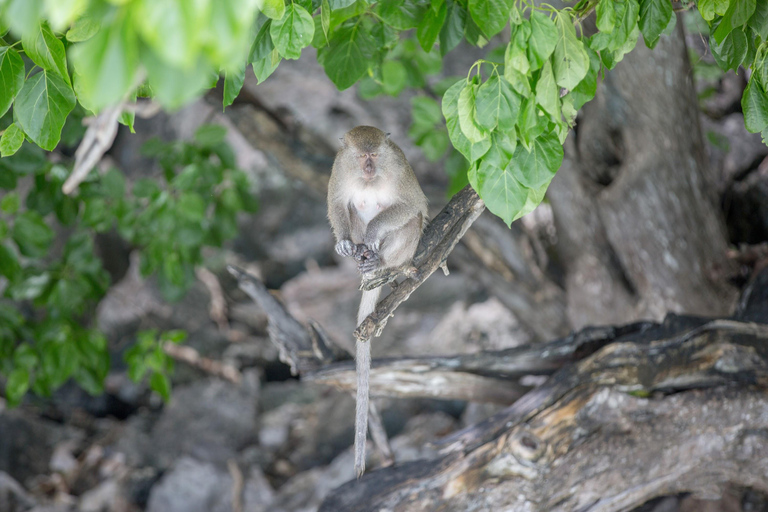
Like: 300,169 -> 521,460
351,186 -> 391,226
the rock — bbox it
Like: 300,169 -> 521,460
242,467 -> 275,512
0,471 -> 37,512
270,450 -> 356,512
258,384 -> 355,473
114,374 -> 259,470
78,480 -> 120,512
145,457 -> 233,512
147,457 -> 274,512
0,408 -> 84,485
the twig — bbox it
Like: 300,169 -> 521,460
367,400 -> 394,467
64,103 -> 123,195
162,342 -> 241,384
227,265 -> 336,374
227,459 -> 244,512
195,267 -> 230,331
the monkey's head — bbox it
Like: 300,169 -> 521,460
342,126 -> 390,182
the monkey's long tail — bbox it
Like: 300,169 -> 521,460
354,286 -> 381,478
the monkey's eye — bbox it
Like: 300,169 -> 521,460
370,153 -> 377,157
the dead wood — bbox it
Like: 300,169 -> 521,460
319,318 -> 768,512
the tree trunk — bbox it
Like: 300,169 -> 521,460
548,18 -> 737,329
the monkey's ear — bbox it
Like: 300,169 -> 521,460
385,132 -> 391,138
339,137 -> 346,148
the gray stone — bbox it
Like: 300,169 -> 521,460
0,409 -> 83,485
114,375 -> 259,470
146,457 -> 233,512
0,471 -> 36,512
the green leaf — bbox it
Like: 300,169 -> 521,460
712,0 -> 756,43
12,210 -> 53,258
381,60 -> 407,96
223,62 -> 246,109
568,46 -> 600,110
484,130 -> 517,169
321,0 -> 331,41
528,11 -> 557,71
417,0 -> 448,51
321,24 -> 375,90
411,96 -> 443,126
66,15 -> 100,42
375,1 -> 424,30
442,79 -> 491,162
710,28 -> 747,71
699,0 -> 730,21
100,168 -> 126,199
748,0 -> 768,39
177,192 -> 206,221
458,82 -> 488,143
439,0 -> 466,56
506,21 -> 532,75
9,272 -> 51,300
469,158 -> 527,226
249,21 -> 274,62
596,0 -> 616,33
21,22 -> 70,85
3,0 -> 43,37
468,0 -> 513,38
508,132 -> 563,189
535,60 -> 560,120
639,0 -> 673,48
475,75 -> 521,131
553,11 -> 590,90
418,131 -> 450,161
0,243 -> 21,280
119,93 -> 137,133
258,0 -> 286,20
253,49 -> 281,83
249,22 -> 281,83
134,0 -> 202,69
0,190 -> 18,213
517,97 -> 546,149
0,123 -> 24,157
0,47 -> 24,118
591,0 -> 640,51
14,71 -> 76,151
271,4 -> 314,60
143,51 -> 213,110
70,11 -> 139,111
742,76 -> 768,133
6,367 -> 30,405
150,372 -> 171,401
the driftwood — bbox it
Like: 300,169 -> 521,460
320,317 -> 768,511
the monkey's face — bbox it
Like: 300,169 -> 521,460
357,151 -> 379,181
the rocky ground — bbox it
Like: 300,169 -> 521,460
2,30 -> 768,512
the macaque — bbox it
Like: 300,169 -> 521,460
327,126 -> 428,477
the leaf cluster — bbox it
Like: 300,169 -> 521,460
0,125 -> 255,405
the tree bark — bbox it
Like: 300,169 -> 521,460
548,18 -> 737,329
320,318 -> 768,512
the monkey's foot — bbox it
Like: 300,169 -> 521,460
336,239 -> 360,258
357,248 -> 380,274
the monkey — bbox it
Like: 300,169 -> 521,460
327,126 -> 428,477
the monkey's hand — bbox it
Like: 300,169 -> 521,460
335,239 -> 361,258
357,245 -> 380,274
